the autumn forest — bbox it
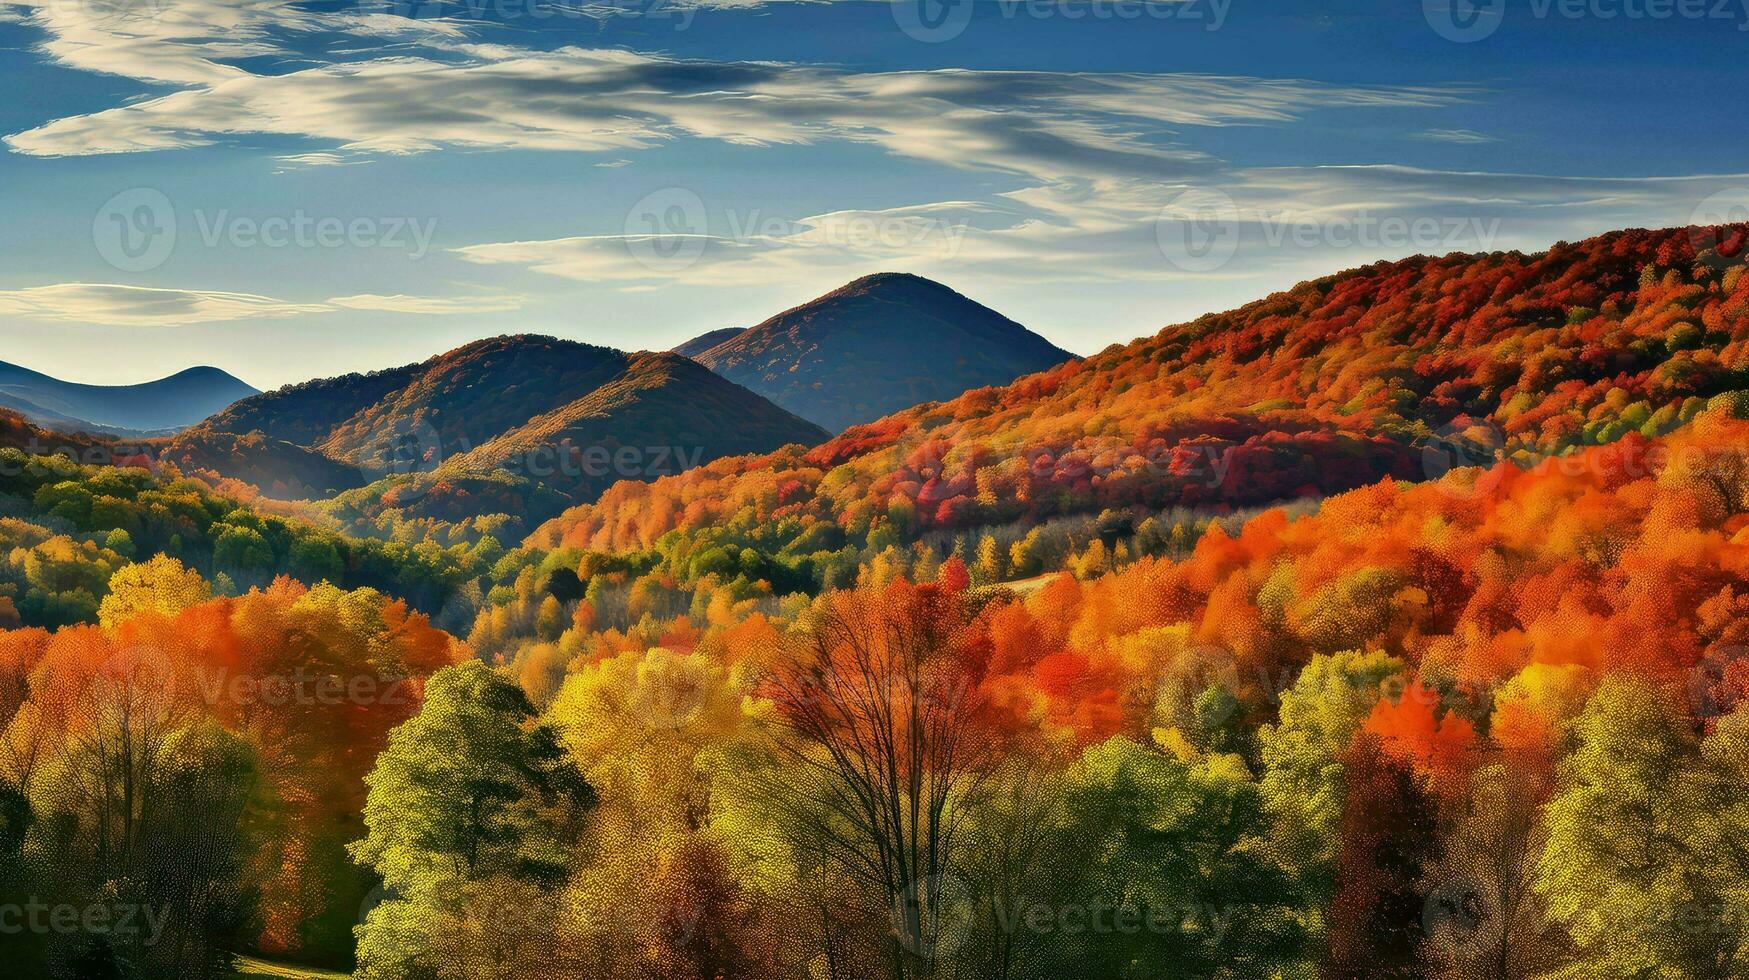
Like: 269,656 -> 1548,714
0,219 -> 1743,980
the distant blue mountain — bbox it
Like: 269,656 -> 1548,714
0,360 -> 258,435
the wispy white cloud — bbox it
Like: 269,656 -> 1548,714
3,5 -> 1456,186
5,0 -> 1734,308
455,200 -> 1002,285
1413,128 -> 1500,144
456,167 -> 1749,291
272,151 -> 375,171
325,293 -> 525,314
0,283 -> 524,325
0,284 -> 328,325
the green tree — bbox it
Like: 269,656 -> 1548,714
350,660 -> 596,980
104,527 -> 137,559
1259,650 -> 1405,897
1044,736 -> 1304,980
1534,678 -> 1742,979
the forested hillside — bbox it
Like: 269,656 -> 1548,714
171,336 -> 829,544
4,224 -> 1749,980
534,226 -> 1749,575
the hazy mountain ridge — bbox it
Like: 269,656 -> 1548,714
0,360 -> 257,435
176,335 -> 829,529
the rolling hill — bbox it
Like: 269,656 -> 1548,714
0,360 -> 256,435
530,222 -> 1749,558
174,335 -> 829,527
0,407 -> 118,462
687,273 -> 1075,432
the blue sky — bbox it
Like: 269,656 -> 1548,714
0,0 -> 1746,388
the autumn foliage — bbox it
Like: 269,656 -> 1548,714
7,224 -> 1749,979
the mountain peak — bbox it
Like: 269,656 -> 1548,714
166,365 -> 252,385
691,274 -> 1073,432
839,271 -> 947,291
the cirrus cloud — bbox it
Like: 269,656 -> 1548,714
0,283 -> 523,325
3,0 -> 1458,186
